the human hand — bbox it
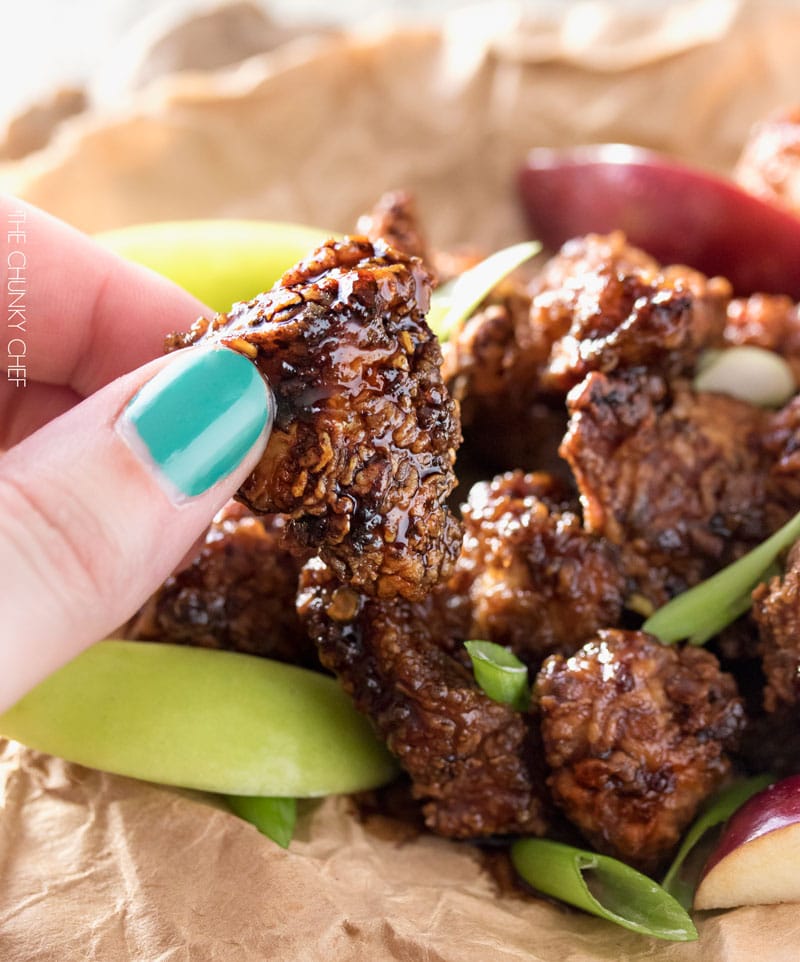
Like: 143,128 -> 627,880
0,197 -> 273,711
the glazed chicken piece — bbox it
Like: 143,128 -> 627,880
127,502 -> 315,665
756,393 -> 800,527
442,271 -> 569,478
752,540 -> 800,713
723,294 -> 800,382
441,231 -> 731,407
356,189 -> 432,267
537,629 -> 745,872
297,558 -> 550,839
168,237 -> 462,602
442,272 -> 548,413
561,368 -> 774,608
440,233 -> 732,478
538,238 -> 730,394
442,232 -> 657,409
734,107 -> 800,216
295,468 -> 629,838
541,268 -> 728,394
448,471 -> 624,669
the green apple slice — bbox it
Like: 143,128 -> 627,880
0,640 -> 397,796
96,220 -> 332,312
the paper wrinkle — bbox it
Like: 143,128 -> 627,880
3,0 -> 799,250
493,0 -> 742,70
2,1 -> 800,958
3,736 -> 800,960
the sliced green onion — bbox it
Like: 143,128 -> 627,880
694,346 -> 796,408
464,640 -> 530,710
428,241 -> 541,341
0,640 -> 397,796
662,775 -> 774,908
625,592 -> 656,618
511,839 -> 697,942
226,795 -> 297,849
643,507 -> 800,645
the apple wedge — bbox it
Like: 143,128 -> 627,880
96,219 -> 331,312
694,775 -> 800,909
518,144 -> 800,298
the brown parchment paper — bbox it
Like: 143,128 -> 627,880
4,1 -> 800,959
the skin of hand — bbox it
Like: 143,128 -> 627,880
0,196 -> 273,712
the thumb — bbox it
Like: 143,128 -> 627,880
0,346 -> 272,712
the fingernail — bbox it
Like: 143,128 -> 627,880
120,348 -> 271,499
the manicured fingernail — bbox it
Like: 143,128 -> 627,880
120,348 -> 271,499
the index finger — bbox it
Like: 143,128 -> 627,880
1,195 -> 208,397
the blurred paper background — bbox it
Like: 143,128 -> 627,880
4,0 -> 799,247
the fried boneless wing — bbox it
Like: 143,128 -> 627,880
127,502 -> 314,664
753,541 -> 800,713
297,559 -> 550,839
356,189 -> 432,267
448,471 -> 625,669
537,629 -> 745,872
168,237 -> 462,601
724,294 -> 800,383
561,368 -> 773,608
734,106 -> 800,216
441,231 -> 731,407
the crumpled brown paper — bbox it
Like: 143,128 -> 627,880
3,1 -> 800,959
3,737 -> 800,962
4,0 -> 800,247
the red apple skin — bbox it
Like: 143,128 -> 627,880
518,144 -> 800,299
700,775 -> 800,880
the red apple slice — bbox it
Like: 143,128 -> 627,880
518,144 -> 800,298
694,774 -> 800,909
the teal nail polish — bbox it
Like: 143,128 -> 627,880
121,348 -> 271,498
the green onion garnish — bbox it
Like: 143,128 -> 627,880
226,795 -> 297,849
662,775 -> 774,908
511,838 -> 698,942
428,241 -> 541,341
464,640 -> 530,710
643,507 -> 800,645
694,346 -> 796,408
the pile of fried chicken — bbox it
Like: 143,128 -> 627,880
128,109 -> 800,876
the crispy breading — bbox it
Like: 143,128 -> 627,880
449,471 -> 624,668
734,107 -> 800,215
127,502 -> 313,664
168,237 -> 462,601
537,630 -> 744,871
297,558 -> 550,839
753,541 -> 800,712
561,369 -> 772,607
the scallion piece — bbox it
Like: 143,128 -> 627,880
662,775 -> 774,908
643,507 -> 800,645
464,640 -> 530,710
511,838 -> 697,942
427,241 -> 541,341
226,795 -> 297,849
694,346 -> 796,408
